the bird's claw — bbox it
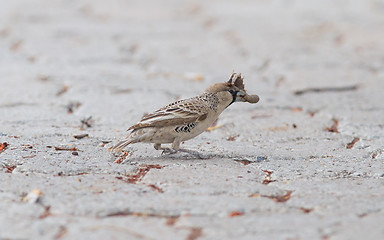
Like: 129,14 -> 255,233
161,148 -> 178,155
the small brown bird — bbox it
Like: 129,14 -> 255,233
109,72 -> 259,154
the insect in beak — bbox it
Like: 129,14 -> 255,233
235,90 -> 248,102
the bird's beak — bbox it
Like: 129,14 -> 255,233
235,90 -> 248,102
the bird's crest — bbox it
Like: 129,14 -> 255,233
227,72 -> 245,90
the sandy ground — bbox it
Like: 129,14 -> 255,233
1,0 -> 384,239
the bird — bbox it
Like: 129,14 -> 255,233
109,72 -> 259,155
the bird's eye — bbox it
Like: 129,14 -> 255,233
229,89 -> 235,94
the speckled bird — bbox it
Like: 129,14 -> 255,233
109,72 -> 259,154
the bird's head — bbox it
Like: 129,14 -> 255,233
204,72 -> 259,106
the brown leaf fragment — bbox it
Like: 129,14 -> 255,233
0,142 -> 8,153
54,147 -> 79,151
346,137 -> 360,149
39,206 -> 52,219
308,111 -> 317,117
11,40 -> 23,52
117,164 -> 164,183
235,159 -> 253,165
55,226 -> 68,239
0,27 -> 11,37
74,133 -> 89,139
56,85 -> 70,96
4,164 -> 16,173
326,119 -> 339,133
114,151 -> 131,164
227,135 -> 239,141
262,170 -> 276,185
187,227 -> 203,240
22,155 -> 36,159
292,107 -> 303,112
229,211 -> 244,217
166,216 -> 179,226
38,75 -> 51,82
265,191 -> 293,203
300,207 -> 314,213
148,184 -> 164,193
294,85 -> 358,95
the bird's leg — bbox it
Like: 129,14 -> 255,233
172,137 -> 181,151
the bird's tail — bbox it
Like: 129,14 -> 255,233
108,138 -> 138,152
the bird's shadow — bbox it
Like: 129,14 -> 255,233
110,150 -> 267,164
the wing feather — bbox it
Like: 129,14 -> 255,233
128,97 -> 209,131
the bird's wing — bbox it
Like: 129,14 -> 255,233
128,97 -> 209,131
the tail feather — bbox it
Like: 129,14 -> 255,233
108,139 -> 137,152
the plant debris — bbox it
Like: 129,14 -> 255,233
227,135 -> 239,141
294,85 -> 358,95
308,111 -> 317,117
4,164 -> 17,173
148,184 -> 164,193
187,227 -> 203,240
11,40 -> 23,52
114,151 -> 131,164
80,116 -> 93,129
346,137 -> 360,149
292,107 -> 303,112
39,206 -> 52,219
234,159 -> 253,165
56,85 -> 70,96
229,211 -> 244,217
0,142 -> 8,153
166,216 -> 179,226
74,133 -> 89,139
265,191 -> 293,203
116,164 -> 164,183
300,207 -> 314,213
55,226 -> 68,239
54,146 -> 79,151
262,170 -> 276,185
371,149 -> 383,159
66,102 -> 82,114
101,140 -> 112,147
326,119 -> 339,133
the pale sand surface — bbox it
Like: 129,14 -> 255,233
1,1 -> 384,239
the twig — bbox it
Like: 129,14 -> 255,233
54,147 -> 79,151
326,119 -> 339,133
346,137 -> 360,149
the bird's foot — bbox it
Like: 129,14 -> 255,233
161,148 -> 178,155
